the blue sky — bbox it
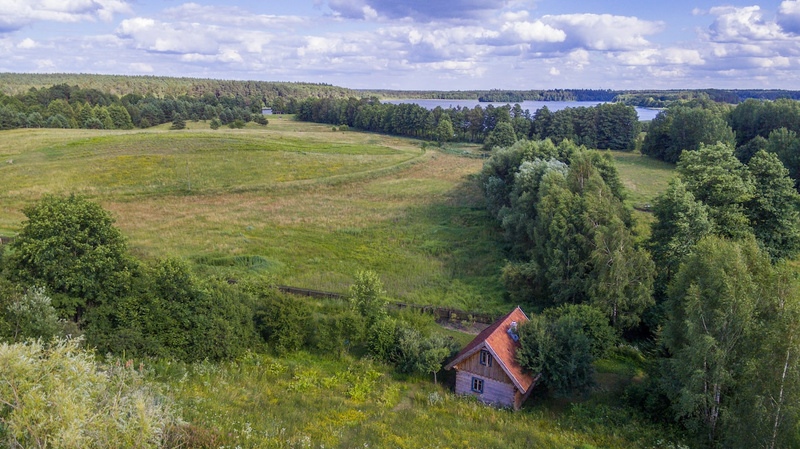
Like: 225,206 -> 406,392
1,0 -> 799,90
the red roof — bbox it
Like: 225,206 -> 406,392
445,306 -> 537,393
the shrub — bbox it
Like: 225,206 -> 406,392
0,338 -> 179,448
6,286 -> 67,342
366,316 -> 397,362
255,289 -> 310,353
5,194 -> 134,320
544,304 -> 618,358
349,270 -> 387,327
307,308 -> 364,356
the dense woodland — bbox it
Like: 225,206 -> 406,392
291,96 -> 639,151
3,73 -> 800,107
2,76 -> 800,448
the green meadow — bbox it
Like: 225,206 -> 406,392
0,119 -> 683,448
149,347 -> 679,449
0,119 -> 674,314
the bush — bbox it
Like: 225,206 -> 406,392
170,114 -> 186,130
366,316 -> 397,362
0,338 -> 179,448
544,304 -> 618,358
255,289 -> 310,353
307,308 -> 364,357
6,286 -> 68,342
349,270 -> 387,326
229,119 -> 246,129
517,315 -> 595,398
85,259 -> 257,362
5,194 -> 134,320
210,118 -> 221,130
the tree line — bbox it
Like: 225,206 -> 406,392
3,74 -> 800,109
291,96 -> 640,151
0,83 -> 271,130
0,195 -> 457,376
643,98 -> 800,195
0,73 -> 358,103
480,136 -> 800,447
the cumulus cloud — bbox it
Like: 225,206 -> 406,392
324,0 -> 519,21
117,18 -> 224,54
778,0 -> 800,34
0,0 -> 131,33
162,3 -> 307,29
17,38 -> 37,49
613,47 -> 704,67
497,20 -> 566,44
706,6 -> 785,42
541,14 -> 663,51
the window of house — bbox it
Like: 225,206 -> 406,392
479,349 -> 493,367
471,377 -> 484,394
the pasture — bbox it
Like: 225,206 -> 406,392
0,120 -> 674,313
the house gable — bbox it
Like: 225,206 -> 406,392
451,343 -> 513,385
445,306 -> 538,408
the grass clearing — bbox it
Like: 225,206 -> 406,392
609,150 -> 676,240
0,120 -> 509,312
0,125 -> 675,313
149,350 -> 682,449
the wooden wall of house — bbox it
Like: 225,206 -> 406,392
454,350 -> 511,384
455,371 -> 516,408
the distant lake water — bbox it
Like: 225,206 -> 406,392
385,99 -> 660,121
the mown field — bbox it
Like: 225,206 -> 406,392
0,119 -> 675,314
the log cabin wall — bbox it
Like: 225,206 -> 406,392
454,349 -> 510,384
455,371 -> 516,408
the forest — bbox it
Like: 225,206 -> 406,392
3,73 -> 800,107
1,75 -> 800,448
291,96 -> 639,151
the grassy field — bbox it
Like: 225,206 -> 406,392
0,121 -> 674,313
148,349 -> 682,449
609,150 -> 676,238
0,122 -> 683,447
0,118 -> 510,313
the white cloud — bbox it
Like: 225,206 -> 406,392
549,67 -> 559,75
498,20 -> 566,43
17,37 -> 37,49
0,0 -> 131,33
117,18 -> 224,54
34,58 -> 55,69
162,3 -> 307,29
706,6 -> 785,42
541,13 -> 663,51
778,0 -> 800,34
324,0 -> 517,21
663,48 -> 704,65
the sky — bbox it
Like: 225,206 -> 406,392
0,0 -> 799,90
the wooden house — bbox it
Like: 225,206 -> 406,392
444,307 -> 538,410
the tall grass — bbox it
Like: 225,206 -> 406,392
148,351 -> 684,449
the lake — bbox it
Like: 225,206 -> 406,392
384,99 -> 660,121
